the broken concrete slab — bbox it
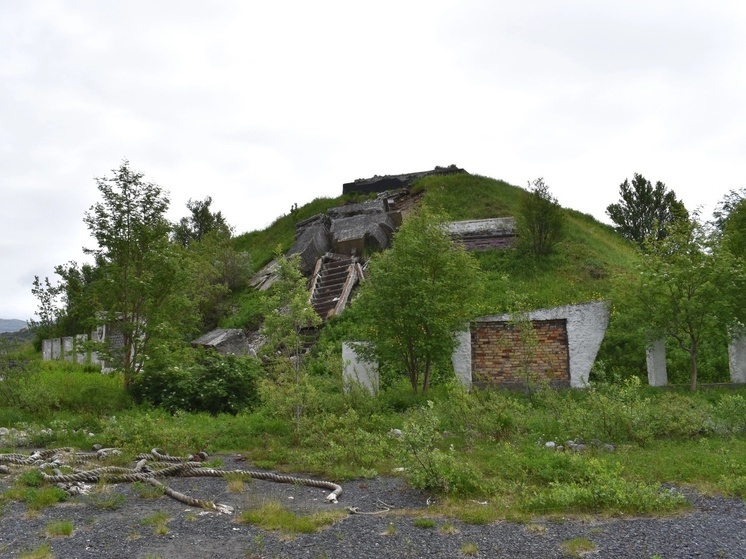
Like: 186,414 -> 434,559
192,328 -> 254,356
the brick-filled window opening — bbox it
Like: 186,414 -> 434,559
471,319 -> 570,386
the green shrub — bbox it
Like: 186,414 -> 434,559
298,409 -> 389,478
396,401 -> 482,495
648,392 -> 715,439
132,351 -> 261,415
523,458 -> 687,514
714,393 -> 746,434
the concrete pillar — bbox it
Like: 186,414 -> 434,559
42,339 -> 52,361
75,334 -> 88,364
62,337 -> 74,362
50,338 -> 61,360
646,338 -> 667,387
342,342 -> 379,395
451,329 -> 472,389
729,334 -> 746,384
90,330 -> 102,370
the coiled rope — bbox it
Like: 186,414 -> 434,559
0,447 -> 342,514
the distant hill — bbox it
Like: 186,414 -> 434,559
0,319 -> 27,333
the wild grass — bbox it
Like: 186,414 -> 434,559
561,537 -> 597,557
413,517 -> 436,529
4,362 -> 746,520
18,543 -> 54,559
237,500 -> 345,534
141,511 -> 170,535
45,520 -> 74,537
232,195 -> 343,270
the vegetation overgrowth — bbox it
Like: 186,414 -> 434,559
5,170 -> 746,521
3,361 -> 746,519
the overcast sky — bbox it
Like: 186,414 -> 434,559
2,0 -> 746,321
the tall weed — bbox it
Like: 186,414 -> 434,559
396,401 -> 482,495
524,458 -> 687,514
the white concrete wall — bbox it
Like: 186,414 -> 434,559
646,338 -> 668,387
729,334 -> 746,383
62,337 -> 74,362
342,342 -> 379,395
451,330 -> 472,388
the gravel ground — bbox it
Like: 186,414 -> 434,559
1,454 -> 746,559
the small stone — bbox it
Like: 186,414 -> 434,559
389,428 -> 403,438
602,444 -> 616,453
0,427 -> 9,436
573,444 -> 588,452
545,441 -> 556,449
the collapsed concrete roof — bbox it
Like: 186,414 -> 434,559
191,328 -> 254,356
342,164 -> 467,195
288,195 -> 398,275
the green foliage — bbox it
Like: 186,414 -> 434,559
46,520 -> 74,537
617,217 -> 731,390
297,408 -> 390,478
3,361 -> 131,418
21,486 -> 68,510
232,196 -> 342,270
131,350 -> 261,415
413,518 -> 437,528
396,401 -> 482,495
417,173 -> 520,219
18,543 -> 53,559
561,537 -> 597,557
99,409 -> 205,452
219,288 -> 266,331
524,457 -> 687,514
83,160 -> 185,387
438,383 -> 524,443
86,490 -> 127,510
172,196 -> 231,247
175,197 -> 252,331
606,173 -> 687,247
237,500 -> 344,534
132,481 -> 164,499
517,178 -> 565,257
352,209 -> 484,394
0,339 -> 37,408
260,254 -> 322,437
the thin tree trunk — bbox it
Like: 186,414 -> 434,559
689,338 -> 698,391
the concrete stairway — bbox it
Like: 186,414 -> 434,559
308,253 -> 363,320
